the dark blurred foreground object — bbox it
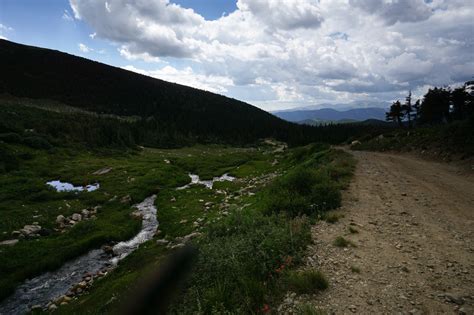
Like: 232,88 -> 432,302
120,245 -> 198,315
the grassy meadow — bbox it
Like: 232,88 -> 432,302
0,102 -> 355,313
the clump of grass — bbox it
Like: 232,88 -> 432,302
322,213 -> 341,224
348,226 -> 359,234
333,236 -> 354,248
350,265 -> 361,273
284,270 -> 329,294
170,211 -> 312,314
296,303 -> 324,315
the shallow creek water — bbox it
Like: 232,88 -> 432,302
177,173 -> 235,190
0,195 -> 158,315
46,180 -> 100,192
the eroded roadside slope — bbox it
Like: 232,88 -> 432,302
281,150 -> 474,314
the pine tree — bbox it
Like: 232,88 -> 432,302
402,91 -> 413,128
451,86 -> 469,120
386,101 -> 404,127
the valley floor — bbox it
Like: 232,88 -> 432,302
281,150 -> 474,314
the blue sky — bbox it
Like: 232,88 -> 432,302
1,0 -> 473,111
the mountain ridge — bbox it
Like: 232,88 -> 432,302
273,107 -> 387,123
0,39 -> 317,146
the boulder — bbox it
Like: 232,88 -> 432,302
56,215 -> 66,224
131,210 -> 143,219
183,232 -> 202,243
20,224 -> 42,236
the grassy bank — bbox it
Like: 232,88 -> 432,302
352,119 -> 474,159
1,120 -> 355,313
50,144 -> 355,314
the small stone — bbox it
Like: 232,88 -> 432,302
71,213 -> 82,222
11,230 -> 21,237
48,304 -> 57,311
102,245 -> 114,255
156,239 -> 169,245
131,210 -> 142,219
171,243 -> 185,249
78,281 -> 87,289
348,305 -> 357,313
30,305 -> 41,310
179,219 -> 188,224
0,239 -> 19,246
459,306 -> 474,315
445,293 -> 464,305
120,195 -> 132,204
81,209 -> 90,217
93,167 -> 112,175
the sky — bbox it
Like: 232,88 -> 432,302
0,0 -> 473,111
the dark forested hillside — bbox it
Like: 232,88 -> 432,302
0,39 -> 319,146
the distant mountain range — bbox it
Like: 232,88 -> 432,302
272,107 -> 387,124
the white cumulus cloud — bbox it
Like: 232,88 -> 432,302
69,0 -> 474,110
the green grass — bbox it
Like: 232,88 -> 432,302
283,270 -> 329,294
296,303 -> 325,315
261,146 -> 355,218
333,236 -> 354,248
350,265 -> 361,273
348,226 -> 359,234
0,136 -> 355,313
322,213 -> 342,224
352,119 -> 474,158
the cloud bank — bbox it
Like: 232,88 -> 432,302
70,0 -> 474,110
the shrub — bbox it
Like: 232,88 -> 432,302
171,211 -> 311,314
0,132 -> 23,144
296,303 -> 324,315
348,226 -> 359,234
322,213 -> 340,224
350,265 -> 361,273
310,182 -> 341,211
333,236 -> 353,248
0,144 -> 19,173
283,270 -> 329,294
23,136 -> 52,150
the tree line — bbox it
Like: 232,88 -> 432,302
386,81 -> 474,127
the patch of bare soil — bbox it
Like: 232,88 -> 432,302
280,151 -> 474,314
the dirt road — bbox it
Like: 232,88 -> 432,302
280,150 -> 474,314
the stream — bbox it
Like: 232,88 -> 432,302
0,173 -> 234,314
0,195 -> 158,315
177,173 -> 235,190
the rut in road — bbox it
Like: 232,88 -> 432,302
279,150 -> 474,314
